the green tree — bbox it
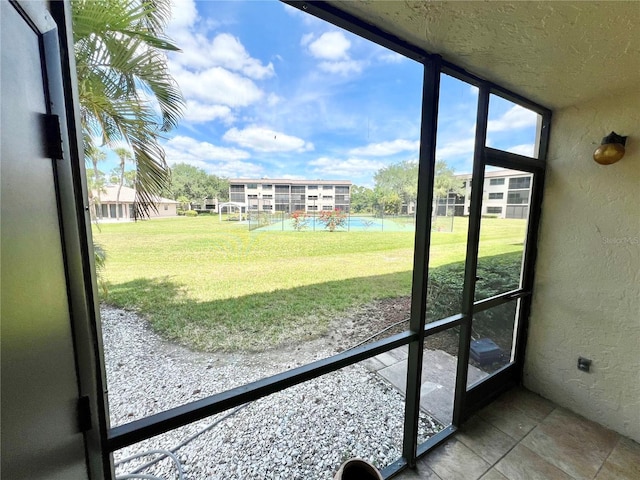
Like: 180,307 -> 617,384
350,185 -> 377,213
373,160 -> 418,211
72,0 -> 184,217
169,163 -> 229,204
209,175 -> 230,202
113,147 -> 133,219
86,145 -> 106,217
123,170 -> 136,188
433,159 -> 464,218
376,190 -> 402,215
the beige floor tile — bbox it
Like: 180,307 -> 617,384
395,463 -> 442,479
479,469 -> 508,480
595,437 -> 640,480
498,387 -> 555,422
495,444 -> 574,480
520,408 -> 619,479
457,415 -> 518,464
478,399 -> 539,441
420,439 -> 490,480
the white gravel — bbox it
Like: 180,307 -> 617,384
102,306 -> 442,479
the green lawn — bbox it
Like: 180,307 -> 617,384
94,215 -> 526,351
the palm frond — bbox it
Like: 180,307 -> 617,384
72,0 -> 184,219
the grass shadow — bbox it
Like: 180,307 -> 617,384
104,251 -> 523,353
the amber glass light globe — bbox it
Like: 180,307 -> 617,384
593,143 -> 625,165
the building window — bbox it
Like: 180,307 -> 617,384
489,178 -> 505,186
262,184 -> 272,190
323,185 -> 333,190
322,205 -> 333,211
263,195 -> 273,199
291,186 -> 305,193
307,185 -> 318,190
486,206 -> 502,214
263,205 -> 272,210
508,177 -> 531,189
488,192 -> 504,200
164,205 -> 168,211
323,195 -> 333,200
308,205 -> 318,211
247,183 -> 258,189
308,195 -> 318,200
507,191 -> 530,204
230,185 -> 245,202
335,186 -> 349,194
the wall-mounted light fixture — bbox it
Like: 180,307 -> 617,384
593,131 -> 627,165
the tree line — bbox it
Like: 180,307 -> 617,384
352,159 -> 463,215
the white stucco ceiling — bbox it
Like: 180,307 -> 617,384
330,1 -> 640,110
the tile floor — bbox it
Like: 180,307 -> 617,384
395,387 -> 640,480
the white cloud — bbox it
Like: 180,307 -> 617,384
207,33 -> 274,79
309,156 -> 385,178
308,31 -> 351,60
172,64 -> 264,107
183,101 -> 234,123
169,0 -> 198,30
378,51 -> 405,64
487,105 -> 539,132
166,0 -> 275,124
223,126 -> 314,153
304,31 -> 365,77
436,138 -> 476,159
505,143 -> 535,157
165,135 -> 250,161
170,32 -> 274,79
164,135 -> 261,177
300,33 -> 315,47
349,139 -> 420,157
266,93 -> 282,107
318,60 -> 363,76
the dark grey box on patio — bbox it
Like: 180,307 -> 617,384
470,338 -> 502,366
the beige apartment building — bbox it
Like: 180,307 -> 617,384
229,179 -> 352,213
437,169 -> 533,219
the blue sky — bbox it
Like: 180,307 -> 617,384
106,0 -> 540,187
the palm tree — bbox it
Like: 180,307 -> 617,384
72,0 -> 184,218
112,147 -> 133,219
86,144 -> 107,218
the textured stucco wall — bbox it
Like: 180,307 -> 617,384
525,86 -> 640,441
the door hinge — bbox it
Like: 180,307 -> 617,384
77,395 -> 92,433
41,113 -> 63,160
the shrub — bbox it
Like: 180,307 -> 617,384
426,251 -> 522,321
318,209 -> 347,232
184,210 -> 198,217
291,210 -> 309,231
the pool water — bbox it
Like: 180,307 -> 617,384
255,215 -> 415,232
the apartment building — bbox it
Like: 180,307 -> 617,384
437,169 -> 533,219
229,179 -> 352,213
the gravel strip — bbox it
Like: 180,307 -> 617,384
102,306 -> 442,479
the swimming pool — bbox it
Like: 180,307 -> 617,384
255,215 -> 415,232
